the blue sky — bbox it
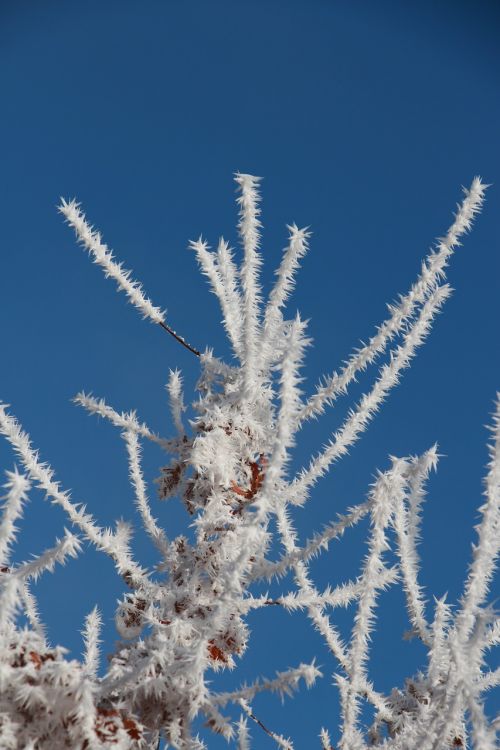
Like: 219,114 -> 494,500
0,0 -> 499,746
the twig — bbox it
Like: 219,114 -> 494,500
159,320 -> 200,357
238,700 -> 293,750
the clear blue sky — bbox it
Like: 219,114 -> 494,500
0,1 -> 499,746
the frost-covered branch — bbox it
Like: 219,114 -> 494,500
16,530 -> 81,583
240,572 -> 397,614
217,238 -> 244,357
393,447 -> 438,644
291,284 -> 451,504
457,396 -> 500,641
238,699 -> 294,750
299,177 -> 486,424
60,198 -> 200,355
319,727 -> 333,750
236,715 -> 251,750
167,369 -> 186,436
190,238 -> 243,357
21,581 -> 46,640
259,224 -> 310,370
82,605 -> 102,679
122,428 -> 169,558
0,404 -> 150,589
0,173 -> 496,749
235,173 -> 263,396
212,661 -> 321,707
251,497 -> 372,581
59,199 -> 166,324
0,467 -> 31,568
74,391 -> 175,451
341,460 -> 404,745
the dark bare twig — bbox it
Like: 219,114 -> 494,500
158,320 -> 200,357
245,708 -> 275,739
239,699 -> 291,748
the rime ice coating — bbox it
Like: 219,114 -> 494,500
0,175 -> 497,749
